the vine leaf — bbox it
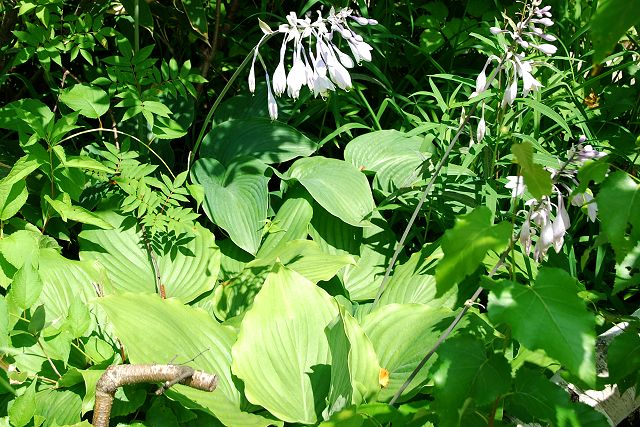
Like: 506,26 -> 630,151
432,335 -> 511,427
511,141 -> 552,199
488,268 -> 596,385
596,171 -> 640,262
435,206 -> 511,294
59,84 -> 110,118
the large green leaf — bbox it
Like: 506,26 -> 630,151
488,268 -> 596,385
192,157 -> 270,255
607,330 -> 640,393
378,244 -> 458,308
98,293 -> 274,427
181,0 -> 209,40
432,335 -> 511,427
324,304 -> 381,419
200,118 -> 317,165
597,171 -> 640,262
59,84 -> 110,119
79,211 -> 220,303
511,141 -> 552,200
361,304 -> 454,401
288,157 -> 375,227
435,206 -> 511,294
231,264 -> 338,424
256,192 -> 313,258
344,130 -> 428,194
590,0 -> 640,63
249,240 -> 355,283
8,252 -> 43,310
0,230 -> 40,289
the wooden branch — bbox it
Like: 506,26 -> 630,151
92,364 -> 218,427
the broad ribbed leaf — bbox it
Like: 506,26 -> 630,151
34,388 -> 82,425
324,304 -> 380,419
488,268 -> 596,385
59,84 -> 109,118
344,130 -> 427,194
79,211 -> 220,302
289,157 -> 375,227
192,157 -> 269,255
200,118 -> 317,165
435,207 -> 511,294
432,335 -> 511,427
256,192 -> 313,258
361,304 -> 454,401
231,264 -> 338,424
99,293 -> 274,427
378,244 -> 458,308
249,240 -> 354,283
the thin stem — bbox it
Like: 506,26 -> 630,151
371,54 -> 508,307
189,32 -> 278,168
356,85 -> 382,130
57,128 -> 175,179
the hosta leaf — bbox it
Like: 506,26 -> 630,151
9,380 -> 36,427
378,244 -> 458,308
192,157 -> 269,255
324,304 -> 381,419
99,293 -> 274,427
0,230 -> 40,289
59,84 -> 110,118
200,118 -> 317,165
435,206 -> 511,294
512,141 -> 552,200
590,0 -> 640,63
34,388 -> 82,425
288,157 -> 375,227
432,335 -> 511,427
256,191 -> 313,258
79,211 -> 220,303
249,240 -> 355,283
231,264 -> 338,424
361,304 -> 454,401
597,171 -> 640,262
488,268 -> 596,385
344,130 -> 428,194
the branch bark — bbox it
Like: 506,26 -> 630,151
92,364 -> 218,427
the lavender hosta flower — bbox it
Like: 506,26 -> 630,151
571,191 -> 598,222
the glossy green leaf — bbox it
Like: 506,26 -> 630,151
99,293 -> 274,427
435,207 -> 511,294
256,193 -> 313,258
488,268 -> 596,385
65,298 -> 91,338
35,388 -> 82,425
361,304 -> 454,401
378,244 -> 458,308
0,179 -> 28,221
44,195 -> 114,229
432,335 -> 511,427
597,171 -> 640,262
249,240 -> 355,283
231,264 -> 338,424
590,0 -> 640,63
9,380 -> 36,427
324,304 -> 381,419
344,130 -> 428,194
0,230 -> 40,289
192,157 -> 269,255
9,253 -> 42,310
200,118 -> 317,165
79,211 -> 220,303
181,0 -> 208,40
288,157 -> 375,227
59,84 -> 110,118
512,141 -> 552,199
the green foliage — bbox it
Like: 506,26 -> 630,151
0,0 -> 638,425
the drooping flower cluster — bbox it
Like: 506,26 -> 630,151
511,137 -> 606,261
248,8 -> 377,120
471,0 -> 558,144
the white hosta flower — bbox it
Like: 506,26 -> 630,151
520,217 -> 534,255
272,42 -> 288,96
505,175 -> 526,197
265,74 -> 278,120
535,217 -> 554,260
532,43 -> 557,55
477,104 -> 486,143
286,50 -> 306,99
